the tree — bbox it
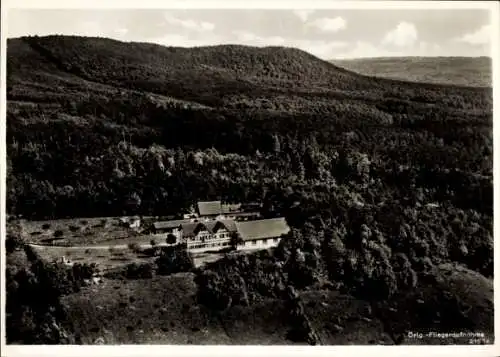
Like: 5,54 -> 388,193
166,234 -> 177,245
156,245 -> 194,275
126,192 -> 142,214
229,232 -> 244,250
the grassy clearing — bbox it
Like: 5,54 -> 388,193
217,299 -> 294,344
21,216 -> 159,247
60,272 -> 400,345
372,263 -> 494,345
191,251 -> 228,268
300,290 -> 392,345
61,272 -> 301,344
61,273 -> 231,344
29,244 -> 156,272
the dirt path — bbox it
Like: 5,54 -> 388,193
28,242 -> 165,250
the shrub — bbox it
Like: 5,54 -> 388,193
71,263 -> 98,282
125,262 -> 154,279
166,234 -> 177,245
42,223 -> 51,230
68,225 -> 80,232
6,234 -> 24,254
127,243 -> 141,253
53,230 -> 64,238
156,245 -> 194,275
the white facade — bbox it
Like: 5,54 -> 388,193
129,219 -> 141,228
186,228 -> 232,251
237,237 -> 282,251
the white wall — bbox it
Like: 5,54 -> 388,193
188,241 -> 232,253
237,237 -> 281,251
186,229 -> 231,251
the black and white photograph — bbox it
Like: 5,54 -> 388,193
1,0 -> 498,354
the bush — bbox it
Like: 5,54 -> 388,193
42,223 -> 51,230
127,243 -> 141,253
125,262 -> 154,279
53,230 -> 64,238
6,234 -> 24,254
166,234 -> 177,245
156,245 -> 194,275
71,263 -> 98,282
68,225 -> 80,232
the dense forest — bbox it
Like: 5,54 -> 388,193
5,35 -> 493,344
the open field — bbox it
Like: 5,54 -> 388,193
61,272 -> 295,344
29,243 -> 157,272
20,216 -> 161,246
61,273 -> 395,345
30,242 -> 232,270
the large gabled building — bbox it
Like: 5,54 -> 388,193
150,216 -> 290,253
182,219 -> 237,252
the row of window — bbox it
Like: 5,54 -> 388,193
192,232 -> 229,241
188,242 -> 231,249
245,238 -> 280,246
188,237 -> 281,249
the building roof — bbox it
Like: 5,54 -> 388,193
153,219 -> 190,230
181,219 -> 238,237
235,218 -> 290,241
216,219 -> 238,232
197,201 -> 222,216
181,222 -> 201,237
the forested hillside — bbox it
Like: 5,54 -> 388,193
6,35 -> 493,344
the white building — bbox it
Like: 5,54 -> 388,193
235,217 -> 290,251
182,220 -> 237,253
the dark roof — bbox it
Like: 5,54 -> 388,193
197,201 -> 222,216
181,220 -> 238,236
235,218 -> 290,241
181,222 -> 202,237
215,219 -> 238,232
153,219 -> 190,230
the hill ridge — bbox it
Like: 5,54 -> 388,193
331,56 -> 492,88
